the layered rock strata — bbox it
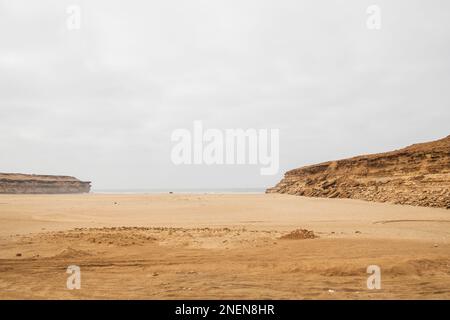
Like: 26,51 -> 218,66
267,136 -> 450,208
0,173 -> 91,194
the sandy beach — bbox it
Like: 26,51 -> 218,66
0,193 -> 449,299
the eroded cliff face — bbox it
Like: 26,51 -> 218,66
267,136 -> 450,208
0,173 -> 91,194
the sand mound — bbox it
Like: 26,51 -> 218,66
53,247 -> 92,259
279,229 -> 317,240
40,227 -> 159,247
27,227 -> 282,250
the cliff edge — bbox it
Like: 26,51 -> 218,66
0,173 -> 91,194
267,135 -> 450,208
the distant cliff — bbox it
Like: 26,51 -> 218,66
267,135 -> 450,208
0,173 -> 91,194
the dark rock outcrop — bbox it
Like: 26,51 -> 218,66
0,173 -> 91,194
267,135 -> 450,208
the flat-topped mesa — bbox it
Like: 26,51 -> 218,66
267,135 -> 450,209
0,173 -> 91,194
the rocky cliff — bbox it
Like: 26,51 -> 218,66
267,135 -> 450,208
0,173 -> 91,194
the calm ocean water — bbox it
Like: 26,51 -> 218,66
92,188 -> 266,194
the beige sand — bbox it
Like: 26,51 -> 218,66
0,193 -> 449,299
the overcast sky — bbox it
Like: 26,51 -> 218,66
0,0 -> 449,190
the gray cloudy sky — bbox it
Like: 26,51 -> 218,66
0,0 -> 449,190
